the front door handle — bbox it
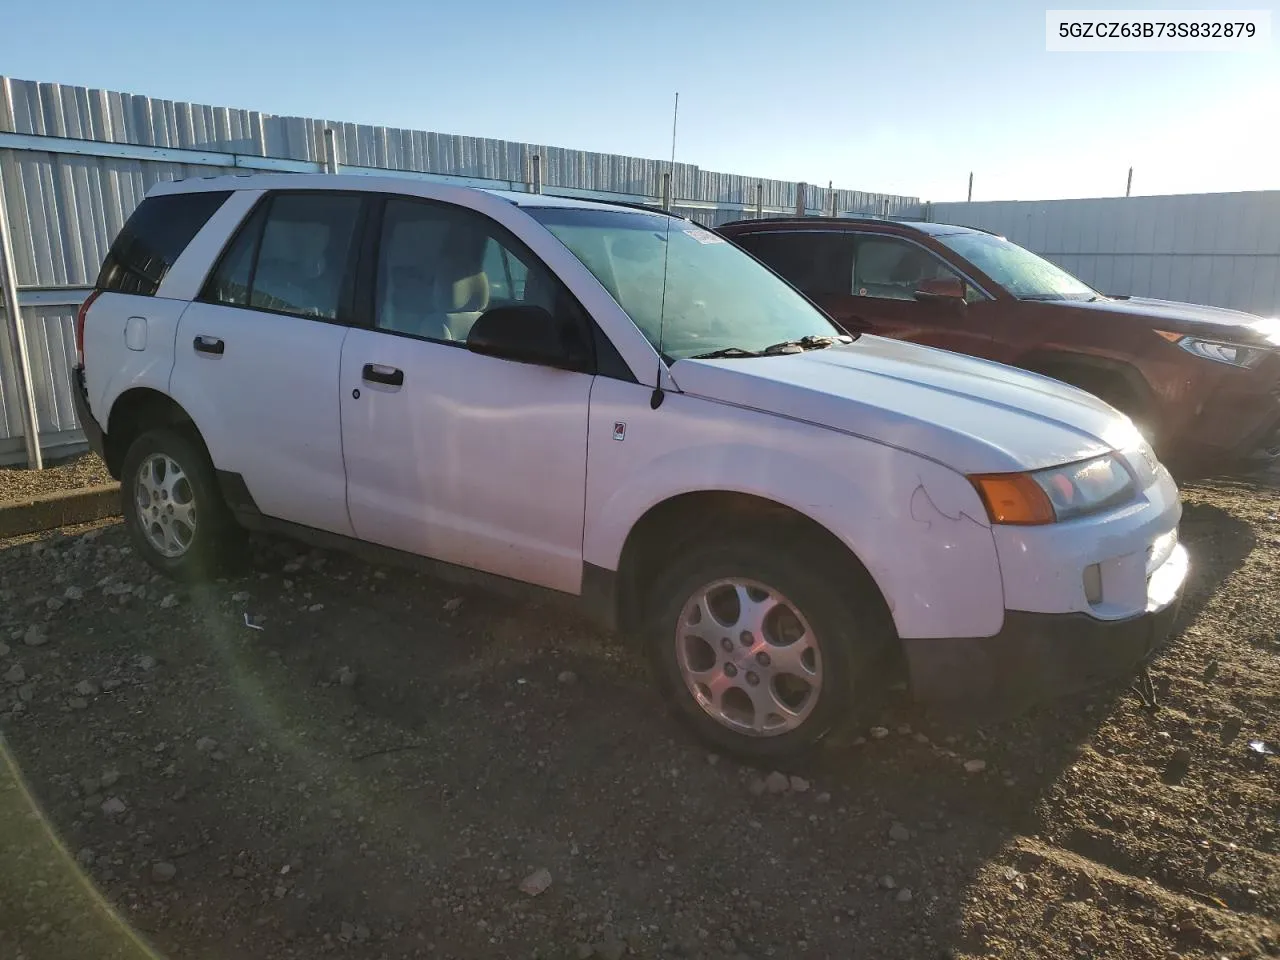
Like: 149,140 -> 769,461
362,363 -> 404,387
193,335 -> 224,356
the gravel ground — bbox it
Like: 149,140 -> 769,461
0,452 -> 113,503
0,477 -> 1278,960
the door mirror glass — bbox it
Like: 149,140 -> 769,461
466,305 -> 588,370
914,276 -> 966,303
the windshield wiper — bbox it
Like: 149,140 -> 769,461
762,334 -> 847,354
688,346 -> 765,360
690,336 -> 849,361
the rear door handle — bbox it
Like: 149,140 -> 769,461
362,363 -> 404,387
193,335 -> 224,356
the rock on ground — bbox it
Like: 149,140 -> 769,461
518,868 -> 552,897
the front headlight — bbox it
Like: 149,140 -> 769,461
1250,318 -> 1280,346
970,454 -> 1137,525
1159,332 -> 1270,369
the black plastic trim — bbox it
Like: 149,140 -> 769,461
902,600 -> 1182,712
211,470 -> 617,628
580,562 -> 620,631
71,366 -> 107,462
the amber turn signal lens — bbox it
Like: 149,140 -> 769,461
970,473 -> 1056,525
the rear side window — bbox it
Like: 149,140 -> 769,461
96,191 -> 231,296
733,232 -> 854,297
200,193 -> 363,321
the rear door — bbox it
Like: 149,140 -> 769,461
170,190 -> 366,536
731,231 -> 860,328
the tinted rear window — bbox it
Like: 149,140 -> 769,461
96,191 -> 231,296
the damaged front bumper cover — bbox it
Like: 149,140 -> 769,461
904,544 -> 1188,709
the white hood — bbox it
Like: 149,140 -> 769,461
669,335 -> 1139,475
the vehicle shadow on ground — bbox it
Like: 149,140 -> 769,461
214,491 -> 1255,959
0,498 -> 1259,960
801,491 -> 1256,957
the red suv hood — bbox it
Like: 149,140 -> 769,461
1059,296 -> 1277,342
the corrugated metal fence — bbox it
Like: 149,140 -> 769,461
928,194 -> 1280,318
0,76 -> 920,463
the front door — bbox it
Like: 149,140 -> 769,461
338,196 -> 594,593
835,234 -> 995,357
735,230 -> 996,359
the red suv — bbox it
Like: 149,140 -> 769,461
718,216 -> 1280,477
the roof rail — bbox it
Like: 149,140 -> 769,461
542,192 -> 680,217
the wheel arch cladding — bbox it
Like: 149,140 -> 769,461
105,389 -> 204,477
1020,350 -> 1155,409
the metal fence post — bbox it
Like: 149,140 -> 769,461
796,182 -> 806,217
661,172 -> 671,211
531,154 -> 542,194
323,128 -> 339,174
0,160 -> 43,470
754,182 -> 763,219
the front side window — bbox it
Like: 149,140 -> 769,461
374,198 -> 560,342
938,231 -> 1097,301
528,208 -> 841,361
202,192 -> 362,320
853,237 -> 976,302
97,191 -> 231,296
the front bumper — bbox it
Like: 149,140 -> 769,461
1176,366 -> 1280,469
904,543 -> 1187,708
71,365 -> 108,461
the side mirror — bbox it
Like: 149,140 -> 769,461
466,304 -> 589,371
914,276 -> 966,305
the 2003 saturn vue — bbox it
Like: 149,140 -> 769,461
73,175 -> 1188,759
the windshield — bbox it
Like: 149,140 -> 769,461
938,231 -> 1098,301
526,207 -> 841,360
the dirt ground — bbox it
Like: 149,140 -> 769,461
0,475 -> 1277,960
0,452 -> 113,503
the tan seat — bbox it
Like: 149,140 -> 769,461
434,270 -> 490,341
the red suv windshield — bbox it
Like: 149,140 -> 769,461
939,231 -> 1099,302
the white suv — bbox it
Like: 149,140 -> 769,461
73,174 -> 1188,760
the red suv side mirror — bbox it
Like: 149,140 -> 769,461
914,276 -> 966,304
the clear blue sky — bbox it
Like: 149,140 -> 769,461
2,0 -> 1276,202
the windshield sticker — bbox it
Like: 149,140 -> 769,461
682,227 -> 724,244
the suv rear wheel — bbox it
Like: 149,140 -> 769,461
645,535 -> 886,762
121,427 -> 243,580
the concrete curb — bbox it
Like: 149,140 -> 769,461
0,483 -> 122,538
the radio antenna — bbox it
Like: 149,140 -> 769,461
651,91 -> 679,411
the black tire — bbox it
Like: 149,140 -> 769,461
120,427 -> 244,581
644,531 -> 891,763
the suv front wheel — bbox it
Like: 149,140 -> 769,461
646,535 -> 884,762
120,427 -> 243,580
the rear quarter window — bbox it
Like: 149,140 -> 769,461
95,191 -> 231,296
